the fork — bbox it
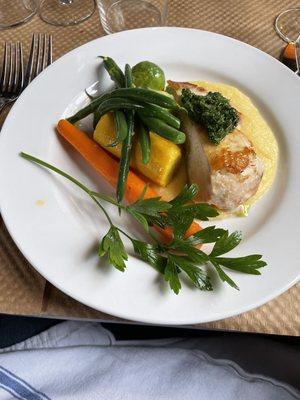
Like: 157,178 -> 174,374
0,42 -> 24,113
24,33 -> 53,87
0,34 -> 53,115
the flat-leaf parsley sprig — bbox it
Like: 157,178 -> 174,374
20,152 -> 267,294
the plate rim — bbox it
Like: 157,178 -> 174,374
0,26 -> 299,325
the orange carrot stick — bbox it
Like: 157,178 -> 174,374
57,119 -> 201,240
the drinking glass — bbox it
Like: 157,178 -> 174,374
97,0 -> 168,34
38,0 -> 96,26
0,0 -> 38,29
275,8 -> 300,43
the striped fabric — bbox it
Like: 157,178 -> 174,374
0,366 -> 50,400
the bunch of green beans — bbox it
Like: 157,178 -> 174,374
67,56 -> 186,202
116,64 -> 135,203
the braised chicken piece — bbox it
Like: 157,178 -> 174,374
168,81 -> 264,211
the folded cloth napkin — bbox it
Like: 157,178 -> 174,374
0,321 -> 298,400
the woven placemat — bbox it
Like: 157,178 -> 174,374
0,0 -> 299,335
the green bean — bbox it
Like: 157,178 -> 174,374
67,93 -> 110,124
137,103 -> 181,129
117,110 -> 135,203
139,123 -> 151,164
108,88 -> 178,109
93,107 -> 102,129
139,116 -> 186,144
100,56 -> 125,88
103,110 -> 128,148
93,97 -> 143,127
69,59 -> 126,124
85,90 -> 103,128
125,64 -> 133,88
116,64 -> 136,203
88,88 -> 177,109
67,88 -> 179,124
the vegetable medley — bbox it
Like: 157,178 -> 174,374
20,56 -> 266,294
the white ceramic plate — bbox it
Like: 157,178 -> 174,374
0,28 -> 299,325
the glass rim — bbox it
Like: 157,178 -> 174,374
38,0 -> 96,27
0,0 -> 38,30
274,7 -> 300,43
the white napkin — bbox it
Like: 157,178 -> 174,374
0,321 -> 298,400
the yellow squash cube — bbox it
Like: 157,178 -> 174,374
134,132 -> 181,187
93,113 -> 182,187
93,113 -> 122,158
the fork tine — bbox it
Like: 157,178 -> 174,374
47,35 -> 53,67
24,34 -> 38,86
0,43 -> 8,93
13,43 -> 18,91
7,43 -> 14,93
19,43 -> 24,92
3,33 -> 52,98
35,34 -> 43,76
41,34 -> 51,70
2,44 -> 12,93
40,34 -> 47,72
13,42 -> 24,95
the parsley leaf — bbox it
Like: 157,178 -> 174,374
166,210 -> 194,239
127,196 -> 171,229
170,184 -> 199,206
132,239 -> 166,274
144,214 -> 168,229
211,260 -> 239,290
180,203 -> 219,220
168,254 -> 212,291
214,255 -> 266,275
129,197 -> 171,216
169,239 -> 208,264
98,227 -> 128,272
210,231 -> 242,257
127,209 -> 149,232
166,203 -> 218,239
164,255 -> 181,294
186,226 -> 227,245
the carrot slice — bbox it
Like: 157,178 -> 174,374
56,119 -> 201,240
